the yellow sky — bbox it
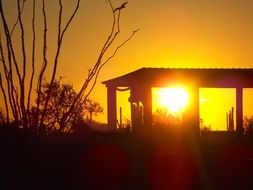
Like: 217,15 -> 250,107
2,0 -> 253,129
84,0 -> 253,128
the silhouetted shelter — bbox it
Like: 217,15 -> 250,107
102,68 -> 253,136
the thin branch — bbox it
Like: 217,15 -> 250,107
113,1 -> 128,12
58,0 -> 62,42
59,1 -> 137,128
36,0 -> 48,127
37,0 -> 48,94
60,0 -> 80,41
0,1 -> 22,85
0,73 -> 9,123
0,1 -> 14,87
39,0 -> 63,125
80,2 -> 125,94
0,1 -> 21,121
0,34 -> 16,120
27,0 -> 36,123
0,1 -> 25,122
17,0 -> 27,84
13,86 -> 22,120
41,0 -> 81,126
17,0 -> 27,125
88,0 -> 119,78
10,0 -> 26,37
85,1 -> 126,84
85,29 -> 139,100
48,0 -> 63,82
49,0 -> 80,85
99,0 -> 117,56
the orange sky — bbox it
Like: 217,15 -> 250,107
85,0 -> 253,129
2,0 -> 253,130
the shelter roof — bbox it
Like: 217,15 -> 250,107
102,68 -> 253,88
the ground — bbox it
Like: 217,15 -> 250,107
1,126 -> 253,190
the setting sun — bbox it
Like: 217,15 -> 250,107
153,87 -> 189,114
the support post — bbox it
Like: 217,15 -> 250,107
107,86 -> 117,131
184,86 -> 200,138
119,107 -> 122,129
236,87 -> 243,136
142,86 -> 152,130
192,87 -> 200,137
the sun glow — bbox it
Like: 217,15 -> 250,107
154,87 -> 189,113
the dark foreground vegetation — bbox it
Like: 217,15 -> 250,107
1,124 -> 253,190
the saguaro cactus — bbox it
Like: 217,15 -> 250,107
226,107 -> 234,131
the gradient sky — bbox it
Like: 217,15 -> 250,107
2,0 -> 253,129
80,0 -> 253,129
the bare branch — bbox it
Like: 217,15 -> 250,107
0,33 -> 15,120
37,0 -> 48,92
0,0 -> 137,131
99,0 -> 117,56
0,73 -> 9,123
0,1 -> 25,122
49,0 -> 80,83
58,0 -> 63,42
114,1 -> 128,12
36,0 -> 48,126
27,0 -> 36,122
58,1 -> 138,128
86,0 -> 126,83
0,32 -> 10,87
13,86 -> 22,120
17,0 -> 27,83
80,3 -> 119,92
0,3 -> 21,121
60,0 -> 80,40
85,29 -> 139,100
17,0 -> 27,125
0,1 -> 22,84
39,0 -> 81,126
81,1 -> 131,97
10,0 -> 26,37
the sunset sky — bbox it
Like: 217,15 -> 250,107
82,0 -> 253,129
2,0 -> 253,130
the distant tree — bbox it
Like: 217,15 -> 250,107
153,107 -> 182,127
200,118 -> 211,132
0,108 -> 5,125
84,98 -> 103,123
31,79 -> 85,133
0,0 -> 138,130
243,115 -> 253,134
201,126 -> 211,133
31,79 -> 104,133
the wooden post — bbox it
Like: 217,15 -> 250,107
192,86 -> 200,137
184,86 -> 200,138
236,87 -> 243,136
142,86 -> 152,130
107,86 -> 117,131
119,106 -> 122,129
